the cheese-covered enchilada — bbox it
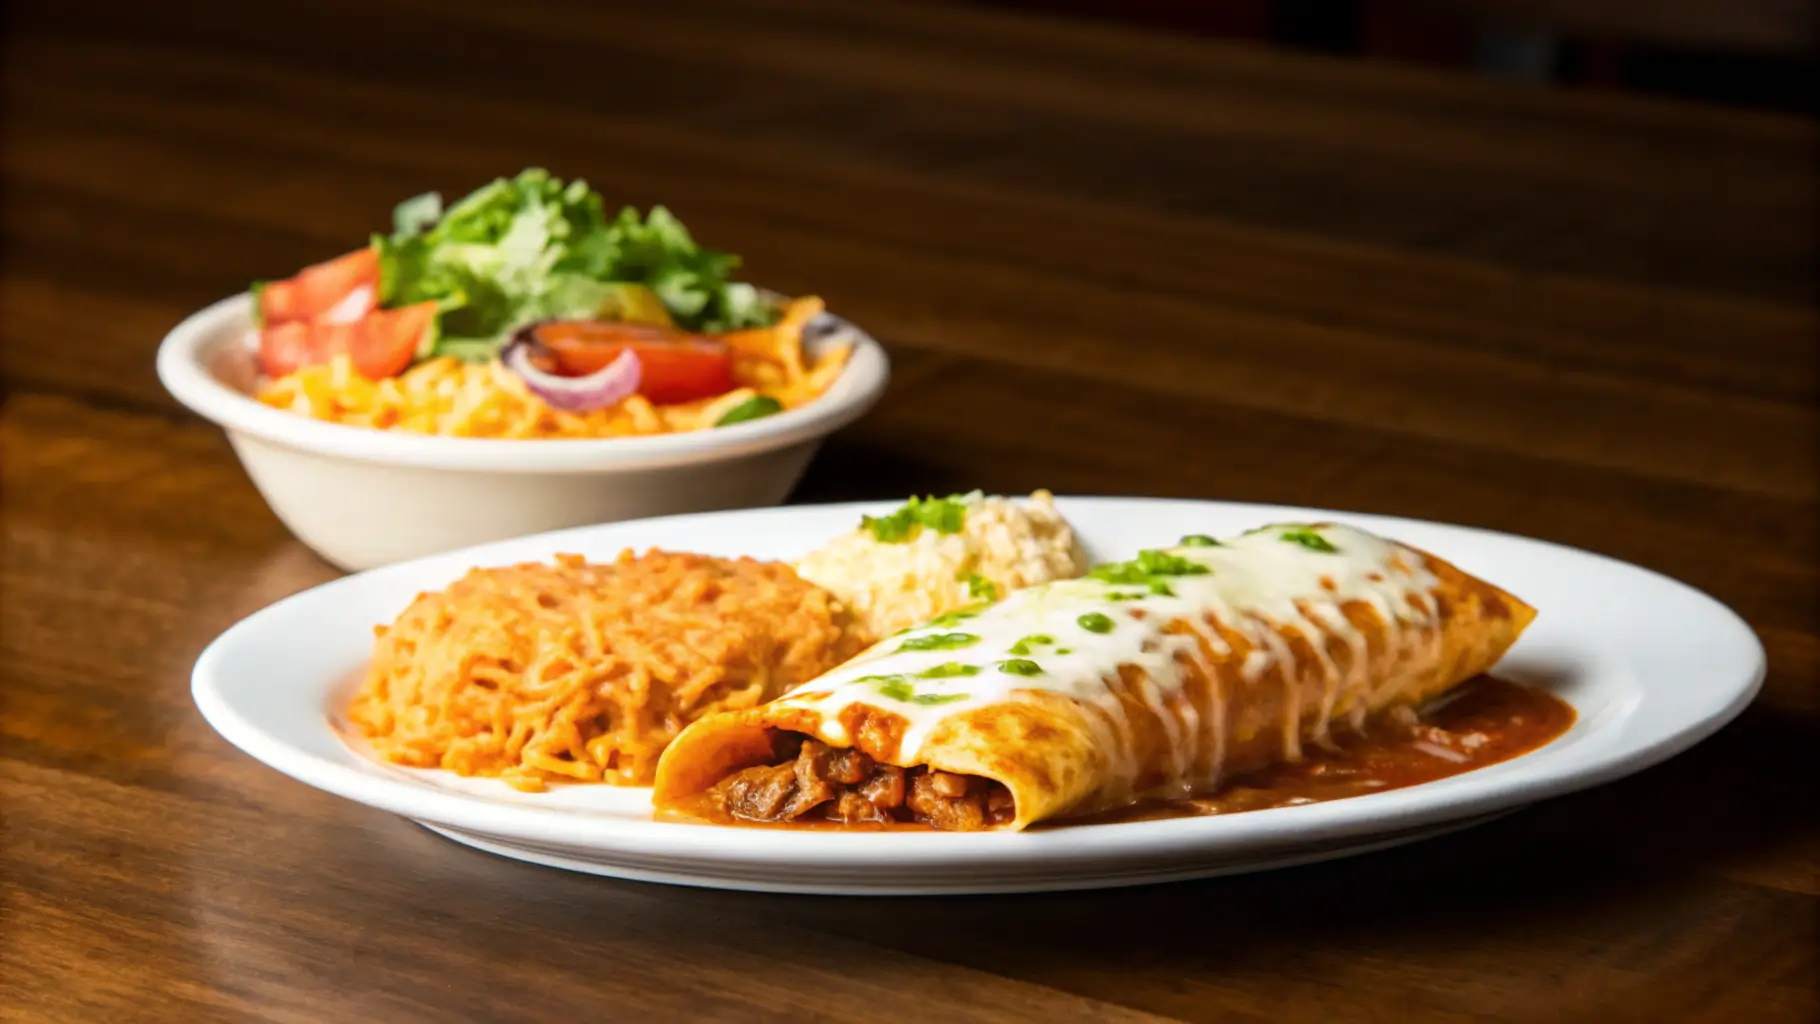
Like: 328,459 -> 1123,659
652,522 -> 1546,831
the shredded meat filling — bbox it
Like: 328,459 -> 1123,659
713,736 -> 1014,830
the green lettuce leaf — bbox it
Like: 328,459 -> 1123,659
392,191 -> 443,236
377,168 -> 777,362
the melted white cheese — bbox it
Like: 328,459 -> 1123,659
792,523 -> 1444,796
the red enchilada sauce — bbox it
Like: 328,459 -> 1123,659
1059,676 -> 1574,826
681,677 -> 1574,831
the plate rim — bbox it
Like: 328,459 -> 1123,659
191,496 -> 1767,876
415,810 -> 1523,895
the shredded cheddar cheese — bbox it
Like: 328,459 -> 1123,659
256,297 -> 852,439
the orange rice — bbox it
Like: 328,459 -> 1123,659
347,549 -> 871,790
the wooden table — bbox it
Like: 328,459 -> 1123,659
3,1 -> 1814,1020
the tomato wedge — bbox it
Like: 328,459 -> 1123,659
534,321 -> 736,405
258,248 -> 380,326
257,301 -> 436,380
349,302 -> 436,379
257,321 -> 339,378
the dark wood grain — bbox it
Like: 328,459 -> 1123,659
1,1 -> 1814,1021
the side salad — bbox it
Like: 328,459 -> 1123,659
252,168 -> 788,413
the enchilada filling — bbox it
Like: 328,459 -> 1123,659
709,733 -> 1015,831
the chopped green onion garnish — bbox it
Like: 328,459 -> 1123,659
874,677 -> 915,702
1278,527 -> 1339,554
1087,548 -> 1210,600
861,494 -> 971,543
868,674 -> 970,705
963,573 -> 999,600
1179,534 -> 1221,547
927,607 -> 983,628
1090,549 -> 1211,586
1007,633 -> 1054,656
998,659 -> 1044,677
1136,550 -> 1212,576
1077,612 -> 1115,634
897,632 -> 981,652
917,662 -> 981,679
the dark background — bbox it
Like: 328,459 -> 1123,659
967,0 -> 1818,114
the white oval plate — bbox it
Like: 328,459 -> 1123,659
192,498 -> 1764,895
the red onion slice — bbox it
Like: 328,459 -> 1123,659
502,335 -> 642,412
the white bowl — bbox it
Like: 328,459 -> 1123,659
157,294 -> 890,570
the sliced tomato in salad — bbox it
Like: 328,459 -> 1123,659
535,321 -> 736,405
256,301 -> 436,380
257,321 -> 338,379
258,248 -> 380,326
349,302 -> 436,378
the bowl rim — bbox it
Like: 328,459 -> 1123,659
156,293 -> 891,473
